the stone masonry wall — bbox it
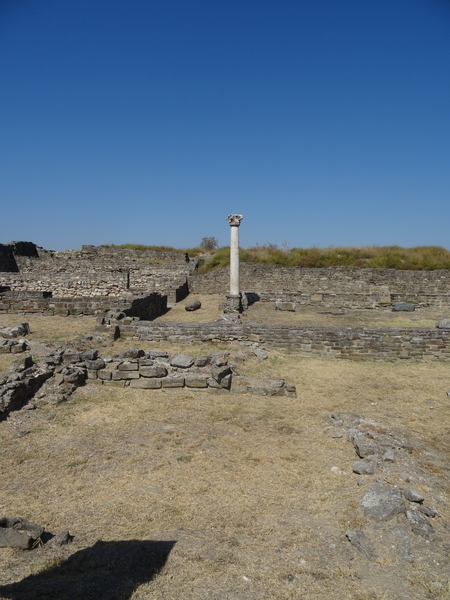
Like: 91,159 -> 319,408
101,319 -> 450,361
189,265 -> 450,308
0,290 -> 167,319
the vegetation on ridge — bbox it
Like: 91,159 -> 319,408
198,244 -> 450,273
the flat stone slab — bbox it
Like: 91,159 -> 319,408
392,302 -> 415,312
170,354 -> 194,368
139,366 -> 167,378
360,485 -> 405,521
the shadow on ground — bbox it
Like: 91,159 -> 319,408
0,539 -> 175,600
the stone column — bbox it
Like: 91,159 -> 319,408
224,214 -> 243,314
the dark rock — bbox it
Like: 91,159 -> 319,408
81,350 -> 98,361
63,352 -> 82,364
7,355 -> 33,372
360,485 -> 405,521
85,358 -> 105,371
146,350 -> 169,359
47,530 -> 73,547
210,365 -> 231,381
406,510 -> 435,541
0,517 -> 44,545
418,506 -> 439,518
119,348 -> 145,359
185,300 -> 201,311
392,302 -> 415,312
346,530 -> 376,560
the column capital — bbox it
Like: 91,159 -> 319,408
227,214 -> 243,227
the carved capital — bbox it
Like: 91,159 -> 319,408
226,214 -> 243,227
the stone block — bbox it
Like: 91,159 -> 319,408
139,365 -> 167,378
112,370 -> 140,380
130,378 -> 162,389
161,377 -> 185,388
170,353 -> 194,368
98,370 -> 112,380
310,294 -> 323,302
185,375 -> 208,388
85,358 -> 105,370
118,361 -> 139,371
87,370 -> 98,379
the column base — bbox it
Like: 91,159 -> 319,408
223,294 -> 243,314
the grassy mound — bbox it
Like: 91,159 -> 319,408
198,245 -> 450,273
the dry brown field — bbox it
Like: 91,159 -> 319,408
0,304 -> 449,599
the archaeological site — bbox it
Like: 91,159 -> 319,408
1,230 -> 450,600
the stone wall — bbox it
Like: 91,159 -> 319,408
99,319 -> 450,361
0,290 -> 167,319
189,265 -> 450,309
0,245 -> 18,274
1,243 -> 195,302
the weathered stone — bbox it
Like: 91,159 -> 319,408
360,485 -> 405,521
275,301 -> 296,311
185,375 -> 208,388
47,530 -> 73,547
80,350 -> 98,361
118,361 -> 139,371
246,377 -> 285,396
63,352 -> 82,364
406,510 -> 435,541
87,370 -> 98,379
98,370 -> 112,380
130,378 -> 162,389
418,505 -> 439,518
352,461 -> 375,475
353,436 -> 380,459
435,318 -> 450,329
185,300 -> 201,311
346,530 -> 376,560
119,348 -> 145,359
392,302 -> 415,312
254,347 -> 268,360
7,355 -> 33,372
85,358 -> 105,370
194,356 -> 209,367
382,449 -> 395,462
139,365 -> 167,378
161,376 -> 185,388
388,527 -> 414,562
11,342 -> 26,353
112,370 -> 139,380
210,365 -> 231,381
0,323 -> 30,339
404,489 -> 424,503
0,527 -> 33,549
146,350 -> 169,358
170,354 -> 194,368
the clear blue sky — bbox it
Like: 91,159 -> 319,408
1,0 -> 449,251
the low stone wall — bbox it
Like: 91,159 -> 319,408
0,291 -> 167,319
98,319 -> 450,360
190,265 -> 450,309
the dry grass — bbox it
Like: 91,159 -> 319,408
199,244 -> 450,272
0,315 -> 97,343
156,295 -> 223,323
1,320 -> 450,598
